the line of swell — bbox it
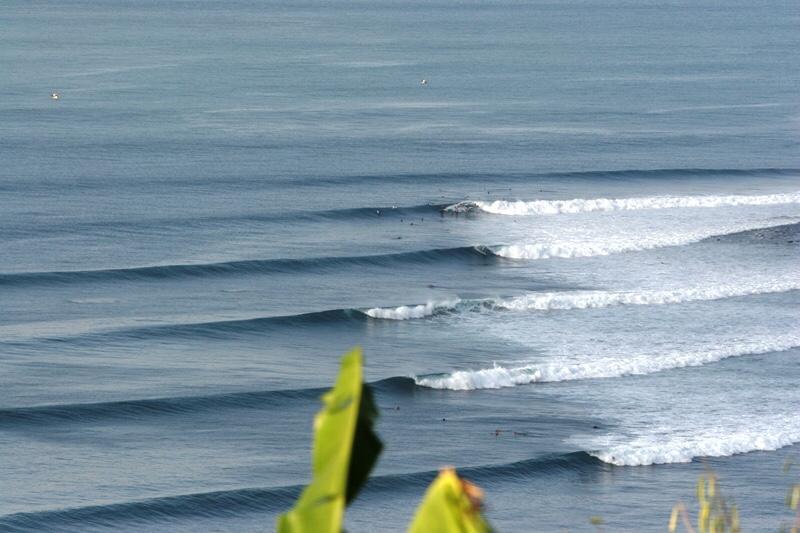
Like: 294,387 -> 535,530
3,168 -> 795,193
3,203 -> 448,240
4,221 -> 796,288
0,377 -> 415,428
445,191 -> 800,216
0,452 -> 599,530
0,246 -> 493,287
11,276 -> 797,345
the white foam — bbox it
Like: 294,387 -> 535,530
490,220 -> 789,260
492,280 -> 800,311
592,418 -> 800,466
67,298 -> 119,304
415,335 -> 800,390
364,300 -> 460,320
448,191 -> 800,216
362,278 -> 799,321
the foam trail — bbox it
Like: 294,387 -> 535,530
366,279 -> 800,321
592,417 -> 800,466
493,279 -> 800,311
415,335 -> 800,390
447,191 -> 800,216
67,298 -> 119,304
364,300 -> 460,320
491,220 -> 791,260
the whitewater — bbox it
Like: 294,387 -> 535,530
415,334 -> 800,390
490,218 -> 796,260
591,417 -> 800,466
365,276 -> 799,319
447,190 -> 800,216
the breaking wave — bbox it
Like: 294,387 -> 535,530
366,278 -> 800,321
491,279 -> 800,311
446,191 -> 800,216
19,280 -> 794,343
592,417 -> 800,466
491,220 -> 794,260
415,335 -> 800,390
364,300 -> 461,320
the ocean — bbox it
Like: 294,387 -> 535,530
1,0 -> 799,530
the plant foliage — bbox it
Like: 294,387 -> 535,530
276,347 -> 382,533
408,468 -> 493,533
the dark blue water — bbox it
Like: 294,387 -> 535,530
2,0 -> 799,531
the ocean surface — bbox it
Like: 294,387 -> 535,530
1,0 -> 799,531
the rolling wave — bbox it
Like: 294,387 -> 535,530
0,388 -> 324,427
0,309 -> 368,344
0,246 -> 493,287
11,430 -> 799,532
366,278 -> 800,320
0,484 -> 302,532
11,278 -> 796,343
2,220 -> 794,288
0,377 -> 416,428
0,452 -> 599,530
415,335 -> 800,390
114,309 -> 367,340
6,167 -> 797,193
3,203 -> 447,241
714,220 -> 800,243
446,191 -> 800,216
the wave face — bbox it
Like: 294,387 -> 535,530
0,451 -> 598,530
592,417 -> 800,466
0,377 -> 415,428
415,335 -> 800,390
446,191 -> 800,216
0,246 -> 492,287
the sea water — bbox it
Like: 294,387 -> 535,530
1,0 -> 799,530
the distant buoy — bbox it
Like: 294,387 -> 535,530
420,79 -> 428,86
51,92 -> 60,100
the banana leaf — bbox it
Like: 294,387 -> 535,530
408,468 -> 492,533
277,347 -> 382,533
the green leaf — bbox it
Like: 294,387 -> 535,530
346,378 -> 381,504
408,469 -> 493,533
277,347 -> 382,533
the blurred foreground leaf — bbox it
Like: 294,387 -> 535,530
408,468 -> 492,533
277,347 -> 382,533
671,474 -> 740,533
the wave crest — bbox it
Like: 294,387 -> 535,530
592,419 -> 800,466
366,279 -> 800,321
364,300 -> 460,320
491,219 -> 794,260
447,191 -> 800,216
493,280 -> 800,311
415,336 -> 800,390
